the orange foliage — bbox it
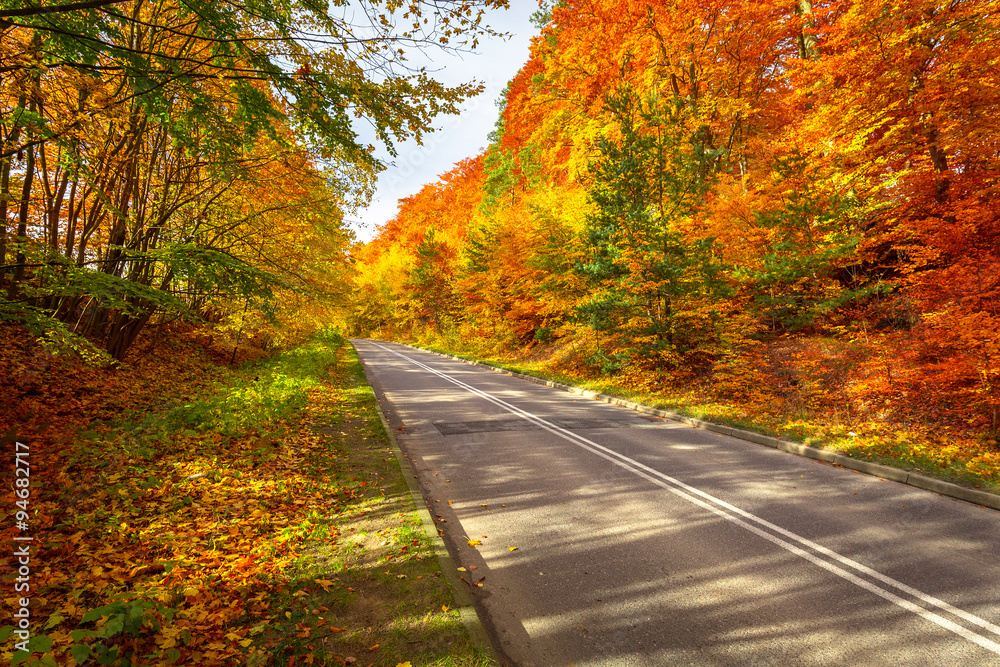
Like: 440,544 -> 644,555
372,156 -> 484,254
355,0 -> 1000,442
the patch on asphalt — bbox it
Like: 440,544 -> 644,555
433,417 -> 643,435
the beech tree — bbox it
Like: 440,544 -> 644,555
1,0 -> 509,359
0,0 -> 508,162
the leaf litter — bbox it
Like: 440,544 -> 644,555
0,331 -> 492,666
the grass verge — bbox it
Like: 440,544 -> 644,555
1,331 -> 493,666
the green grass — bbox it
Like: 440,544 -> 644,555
243,340 -> 494,666
4,331 -> 495,667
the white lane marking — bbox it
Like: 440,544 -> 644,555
370,341 -> 1000,655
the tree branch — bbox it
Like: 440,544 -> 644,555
0,0 -> 131,19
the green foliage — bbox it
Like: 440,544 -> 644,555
0,298 -> 113,364
69,600 -> 173,667
523,211 -> 586,330
20,249 -> 187,316
406,228 -> 457,331
575,292 -> 619,337
8,634 -> 54,666
1,240 -> 285,361
486,82 -> 512,144
578,88 -> 729,366
584,348 -> 627,375
165,336 -> 339,435
530,1 -> 564,29
2,0 -> 506,163
315,325 -> 345,347
533,325 -> 556,342
481,144 -> 545,216
737,152 -> 876,332
156,243 -> 284,307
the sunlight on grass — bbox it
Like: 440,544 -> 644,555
3,333 -> 495,667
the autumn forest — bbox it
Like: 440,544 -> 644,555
2,0 -> 1000,665
352,0 -> 1000,474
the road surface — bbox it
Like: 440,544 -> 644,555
353,339 -> 1000,667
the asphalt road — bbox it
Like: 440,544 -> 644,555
353,339 -> 1000,667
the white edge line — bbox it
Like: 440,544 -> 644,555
370,341 -> 1000,655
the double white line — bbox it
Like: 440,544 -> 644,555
371,341 -> 1000,655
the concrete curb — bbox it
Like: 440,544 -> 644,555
355,348 -> 498,662
399,342 -> 1000,513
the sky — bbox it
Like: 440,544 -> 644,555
346,3 -> 542,243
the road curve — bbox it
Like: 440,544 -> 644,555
353,339 -> 1000,667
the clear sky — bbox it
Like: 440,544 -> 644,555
347,3 -> 541,243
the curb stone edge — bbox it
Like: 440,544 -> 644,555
396,342 -> 1000,513
352,342 -> 501,663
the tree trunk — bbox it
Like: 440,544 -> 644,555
65,176 -> 80,258
0,94 -> 28,279
40,144 -> 70,252
7,108 -> 36,301
798,0 -> 819,60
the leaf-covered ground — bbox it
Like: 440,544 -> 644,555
0,325 -> 492,666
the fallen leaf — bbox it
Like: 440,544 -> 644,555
129,563 -> 166,577
508,547 -> 518,551
467,539 -> 481,547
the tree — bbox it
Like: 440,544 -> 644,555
407,228 -> 457,332
1,0 -> 509,359
0,0 -> 509,163
579,89 -> 728,369
792,0 -> 1000,425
